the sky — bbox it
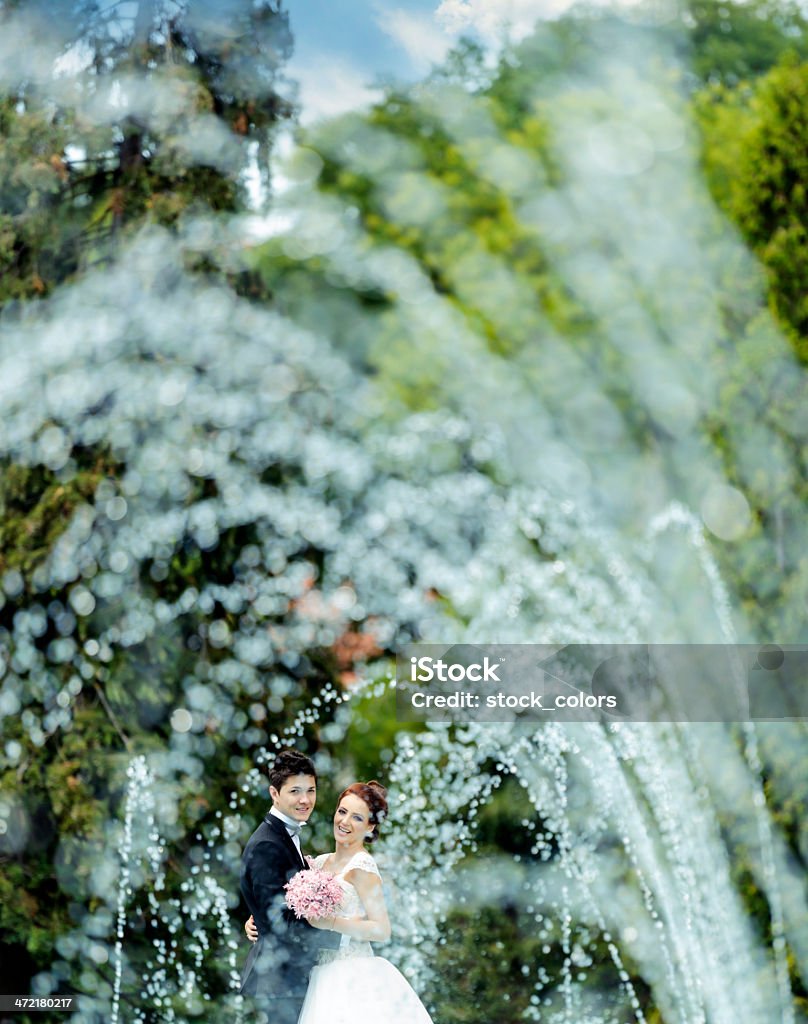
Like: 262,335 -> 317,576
283,0 -> 574,122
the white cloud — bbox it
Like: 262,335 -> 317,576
375,6 -> 453,73
290,55 -> 382,124
435,0 -> 576,43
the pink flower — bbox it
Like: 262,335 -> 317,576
284,862 -> 344,920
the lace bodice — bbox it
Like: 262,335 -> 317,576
312,850 -> 381,962
313,850 -> 381,918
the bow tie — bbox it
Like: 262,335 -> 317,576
265,812 -> 306,837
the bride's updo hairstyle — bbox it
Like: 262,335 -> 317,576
339,780 -> 388,843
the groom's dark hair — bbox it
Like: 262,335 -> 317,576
269,748 -> 317,791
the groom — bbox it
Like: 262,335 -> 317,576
239,748 -> 339,1023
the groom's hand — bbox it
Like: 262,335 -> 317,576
245,915 -> 258,943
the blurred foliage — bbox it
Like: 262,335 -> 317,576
428,902 -> 661,1024
257,6 -> 808,643
0,98 -> 76,300
0,454 -> 115,576
427,904 -> 543,1024
676,0 -> 808,87
0,3 -> 298,1014
696,59 -> 808,356
693,56 -> 808,640
262,8 -> 807,1014
339,679 -> 422,781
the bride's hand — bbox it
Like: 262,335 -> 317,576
307,914 -> 361,932
245,915 -> 258,943
305,914 -> 337,930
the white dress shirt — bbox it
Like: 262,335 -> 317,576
269,806 -> 305,860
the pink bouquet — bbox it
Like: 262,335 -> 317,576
284,859 -> 344,920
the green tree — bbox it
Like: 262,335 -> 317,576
729,61 -> 808,352
696,59 -> 808,356
691,50 -> 808,639
678,0 -> 808,86
0,0 -> 292,303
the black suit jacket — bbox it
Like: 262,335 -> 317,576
239,814 -> 338,998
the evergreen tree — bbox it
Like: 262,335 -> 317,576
0,0 -> 293,302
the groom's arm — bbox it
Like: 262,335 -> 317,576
246,838 -> 300,937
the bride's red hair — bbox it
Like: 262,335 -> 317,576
339,781 -> 388,843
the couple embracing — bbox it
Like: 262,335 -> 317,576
240,748 -> 435,1024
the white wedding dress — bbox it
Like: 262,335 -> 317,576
297,851 -> 435,1024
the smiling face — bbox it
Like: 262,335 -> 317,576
270,773 -> 316,823
333,792 -> 373,850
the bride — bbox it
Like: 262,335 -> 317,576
247,780 -> 435,1024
